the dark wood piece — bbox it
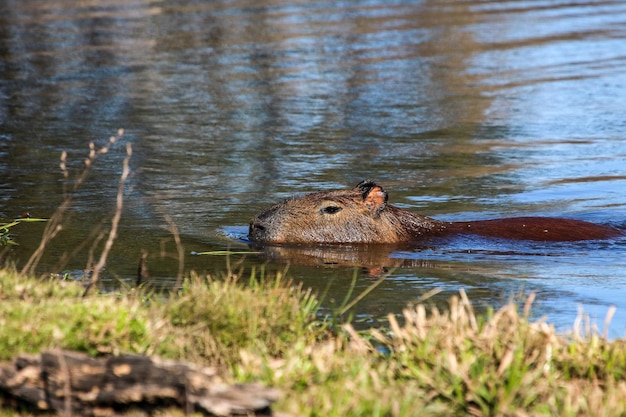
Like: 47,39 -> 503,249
0,349 -> 280,416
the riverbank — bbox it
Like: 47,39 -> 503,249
1,267 -> 625,416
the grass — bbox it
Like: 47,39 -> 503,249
0,266 -> 320,365
1,267 -> 626,417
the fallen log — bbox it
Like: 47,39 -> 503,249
0,349 -> 280,416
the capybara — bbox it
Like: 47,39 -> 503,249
249,180 -> 624,244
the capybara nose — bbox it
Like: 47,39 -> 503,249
249,218 -> 267,241
250,220 -> 265,233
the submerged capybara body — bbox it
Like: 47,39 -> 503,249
249,180 -> 624,244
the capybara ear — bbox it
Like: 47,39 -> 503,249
355,180 -> 380,194
355,180 -> 388,213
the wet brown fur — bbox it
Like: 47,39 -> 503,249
249,180 -> 624,244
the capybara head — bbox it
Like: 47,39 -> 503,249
249,180 -> 441,244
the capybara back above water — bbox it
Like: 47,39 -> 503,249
248,180 -> 624,244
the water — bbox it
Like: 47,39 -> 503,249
1,0 -> 625,337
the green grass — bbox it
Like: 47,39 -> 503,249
1,267 -> 626,417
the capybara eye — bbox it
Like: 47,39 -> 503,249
321,206 -> 342,215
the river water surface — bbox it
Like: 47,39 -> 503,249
2,0 -> 626,336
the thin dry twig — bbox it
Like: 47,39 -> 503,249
136,249 -> 150,286
83,143 -> 132,297
164,213 -> 185,289
20,130 -> 124,278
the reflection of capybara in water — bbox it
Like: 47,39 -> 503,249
249,180 -> 624,244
